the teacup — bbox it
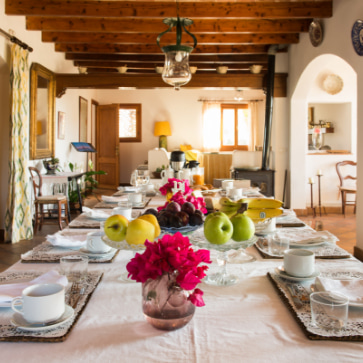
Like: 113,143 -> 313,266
283,249 -> 315,277
228,188 -> 243,201
128,192 -> 144,205
222,179 -> 234,190
11,283 -> 65,324
112,201 -> 132,220
87,231 -> 111,253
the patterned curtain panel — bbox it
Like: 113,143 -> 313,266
5,44 -> 33,243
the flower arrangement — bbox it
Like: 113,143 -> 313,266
158,178 -> 207,214
126,232 -> 211,306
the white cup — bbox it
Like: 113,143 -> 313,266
283,249 -> 315,277
87,231 -> 111,253
227,188 -> 243,200
128,192 -> 143,205
11,283 -> 65,324
112,201 -> 132,220
222,179 -> 234,190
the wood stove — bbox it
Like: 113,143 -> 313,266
232,169 -> 275,197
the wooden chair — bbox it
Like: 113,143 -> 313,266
336,161 -> 357,216
28,167 -> 69,233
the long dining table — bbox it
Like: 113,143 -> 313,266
1,191 -> 363,361
1,242 -> 363,362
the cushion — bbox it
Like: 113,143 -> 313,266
180,144 -> 193,152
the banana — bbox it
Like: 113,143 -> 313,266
237,198 -> 283,209
243,208 -> 283,221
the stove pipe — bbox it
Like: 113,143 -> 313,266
261,47 -> 277,170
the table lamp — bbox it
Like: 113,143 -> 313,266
154,121 -> 172,150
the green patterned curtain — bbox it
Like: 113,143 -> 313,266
5,44 -> 33,243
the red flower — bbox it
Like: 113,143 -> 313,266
126,232 -> 211,307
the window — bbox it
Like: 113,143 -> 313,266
220,104 -> 250,151
119,104 -> 142,142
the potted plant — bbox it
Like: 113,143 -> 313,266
152,164 -> 166,179
68,160 -> 106,205
43,157 -> 60,175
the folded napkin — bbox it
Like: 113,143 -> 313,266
315,276 -> 363,304
274,229 -> 338,244
82,206 -> 110,220
47,232 -> 87,248
101,195 -> 127,203
0,270 -> 68,304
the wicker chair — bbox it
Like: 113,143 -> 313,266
28,167 -> 69,233
336,160 -> 357,216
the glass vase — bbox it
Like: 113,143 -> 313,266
142,273 -> 195,331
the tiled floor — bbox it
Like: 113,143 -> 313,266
0,189 -> 357,272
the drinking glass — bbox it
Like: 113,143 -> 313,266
130,170 -> 139,187
310,291 -> 349,331
60,255 -> 88,284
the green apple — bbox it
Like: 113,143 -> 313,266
104,215 -> 129,241
125,218 -> 155,245
203,212 -> 233,245
204,211 -> 225,225
230,213 -> 255,241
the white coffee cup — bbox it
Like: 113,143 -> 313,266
222,179 -> 234,190
87,231 -> 111,253
283,249 -> 315,277
128,192 -> 143,205
227,188 -> 243,200
11,283 -> 65,324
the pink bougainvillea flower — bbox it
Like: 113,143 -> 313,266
126,232 -> 211,307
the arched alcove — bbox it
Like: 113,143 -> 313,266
290,54 -> 357,210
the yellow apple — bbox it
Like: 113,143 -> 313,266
138,214 -> 161,238
104,215 -> 128,242
125,218 -> 155,245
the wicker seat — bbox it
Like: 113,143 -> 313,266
336,161 -> 357,216
28,167 -> 69,233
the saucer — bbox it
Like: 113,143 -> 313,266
79,247 -> 116,257
11,304 -> 74,331
275,266 -> 320,281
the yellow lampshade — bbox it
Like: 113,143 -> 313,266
154,121 -> 172,137
36,121 -> 43,136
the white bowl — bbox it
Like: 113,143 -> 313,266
249,65 -> 263,74
118,66 -> 128,74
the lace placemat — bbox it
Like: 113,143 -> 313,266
0,271 -> 103,342
255,239 -> 351,259
268,271 -> 363,341
68,214 -> 104,229
93,198 -> 151,209
21,242 -> 119,263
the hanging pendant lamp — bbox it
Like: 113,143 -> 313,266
156,3 -> 197,90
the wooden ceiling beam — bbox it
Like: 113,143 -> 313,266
43,32 -> 299,45
56,43 -> 274,54
6,1 -> 333,19
55,73 -> 287,98
74,61 -> 267,69
26,17 -> 311,33
66,53 -> 269,63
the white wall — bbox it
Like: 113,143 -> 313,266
288,0 -> 362,250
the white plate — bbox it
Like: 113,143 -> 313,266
289,240 -> 328,248
79,247 -> 116,258
11,304 -> 74,331
275,266 -> 320,281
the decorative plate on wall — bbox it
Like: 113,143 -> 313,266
323,74 -> 344,95
351,19 -> 363,56
309,19 -> 324,47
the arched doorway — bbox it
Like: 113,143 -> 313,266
290,54 -> 357,211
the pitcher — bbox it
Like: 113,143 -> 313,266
161,166 -> 174,184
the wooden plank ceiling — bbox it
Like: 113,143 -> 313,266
5,0 -> 333,91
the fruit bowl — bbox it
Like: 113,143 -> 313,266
102,235 -> 146,251
160,224 -> 203,235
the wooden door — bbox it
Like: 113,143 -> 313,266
96,104 -> 119,189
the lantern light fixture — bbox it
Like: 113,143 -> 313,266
156,2 -> 197,91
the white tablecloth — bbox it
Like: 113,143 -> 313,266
1,246 -> 362,362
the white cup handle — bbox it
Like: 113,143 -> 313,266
161,170 -> 166,178
88,238 -> 96,250
11,297 -> 24,315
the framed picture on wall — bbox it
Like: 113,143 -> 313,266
79,96 -> 88,142
58,111 -> 65,140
